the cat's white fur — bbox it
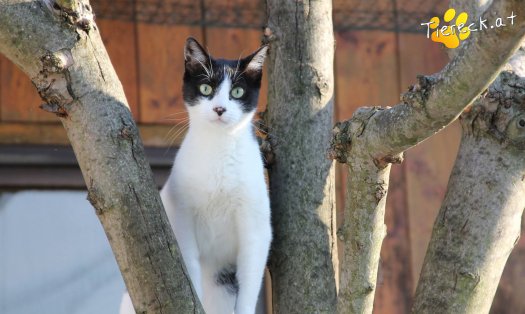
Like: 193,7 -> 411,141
120,45 -> 271,314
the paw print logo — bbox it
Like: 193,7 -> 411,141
428,8 -> 470,49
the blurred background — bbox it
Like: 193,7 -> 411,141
0,0 -> 523,313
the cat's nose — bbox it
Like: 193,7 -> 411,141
213,106 -> 227,116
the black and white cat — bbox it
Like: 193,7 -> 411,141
120,38 -> 272,314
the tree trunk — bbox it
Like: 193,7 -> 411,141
0,1 -> 203,312
264,0 -> 338,312
330,0 -> 525,313
412,69 -> 525,313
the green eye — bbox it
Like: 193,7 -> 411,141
199,84 -> 213,96
231,86 -> 245,99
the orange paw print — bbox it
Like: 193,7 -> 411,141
429,8 -> 470,49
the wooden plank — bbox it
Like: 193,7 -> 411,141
137,23 -> 202,124
0,145 -> 177,189
0,122 -> 187,147
0,55 -> 57,122
335,29 -> 413,314
0,122 -> 67,145
335,31 -> 399,120
204,27 -> 268,112
96,19 -> 140,120
397,33 -> 459,289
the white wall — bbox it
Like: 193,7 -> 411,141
0,191 -> 125,314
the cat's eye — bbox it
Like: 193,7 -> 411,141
231,87 -> 245,99
199,84 -> 213,96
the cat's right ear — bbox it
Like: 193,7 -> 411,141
184,37 -> 209,67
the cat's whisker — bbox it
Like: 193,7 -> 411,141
164,111 -> 189,118
206,50 -> 215,78
233,50 -> 245,83
195,58 -> 212,80
162,117 -> 189,121
163,121 -> 190,155
163,125 -> 180,144
168,122 -> 190,145
163,118 -> 189,143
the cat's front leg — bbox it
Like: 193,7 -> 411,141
235,209 -> 272,314
161,188 -> 203,299
170,209 -> 203,300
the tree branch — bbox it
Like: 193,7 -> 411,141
0,1 -> 204,312
330,0 -> 525,313
412,69 -> 525,314
332,0 -> 525,164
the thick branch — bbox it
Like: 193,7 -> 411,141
413,71 -> 525,313
265,0 -> 338,312
0,1 -> 203,313
331,0 -> 525,164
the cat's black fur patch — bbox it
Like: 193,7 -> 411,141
182,37 -> 265,113
216,266 -> 239,295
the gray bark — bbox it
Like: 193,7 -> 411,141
264,0 -> 338,313
0,1 -> 203,313
412,70 -> 525,314
412,0 -> 525,311
330,0 -> 525,313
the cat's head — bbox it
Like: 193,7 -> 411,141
182,37 -> 268,133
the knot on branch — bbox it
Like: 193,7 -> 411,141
329,107 -> 383,164
87,178 -> 109,215
461,71 -> 525,149
262,27 -> 277,45
329,120 -> 352,163
46,0 -> 95,31
401,75 -> 436,112
42,49 -> 74,73
118,116 -> 141,163
34,49 -> 75,117
374,182 -> 387,203
373,152 -> 404,169
255,111 -> 275,168
455,269 -> 481,291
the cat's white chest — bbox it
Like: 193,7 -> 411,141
171,134 -> 255,265
193,163 -> 243,264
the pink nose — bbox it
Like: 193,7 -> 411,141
213,106 -> 226,116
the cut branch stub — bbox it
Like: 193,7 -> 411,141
329,120 -> 352,164
329,106 -> 383,164
45,0 -> 94,31
462,71 -> 525,149
401,74 -> 435,113
35,49 -> 75,117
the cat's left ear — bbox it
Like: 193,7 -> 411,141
243,45 -> 268,73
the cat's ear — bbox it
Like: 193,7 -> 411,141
184,37 -> 209,66
243,45 -> 268,73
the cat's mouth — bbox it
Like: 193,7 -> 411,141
211,117 -> 228,125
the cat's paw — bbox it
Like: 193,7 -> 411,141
429,8 -> 470,49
